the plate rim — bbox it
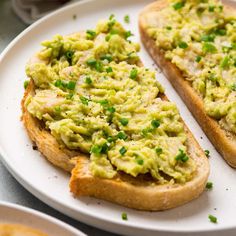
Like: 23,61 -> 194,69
0,200 -> 86,235
0,0 -> 236,234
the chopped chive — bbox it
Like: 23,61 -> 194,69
67,81 -> 76,90
220,56 -> 230,68
108,17 -> 116,29
66,93 -> 74,100
116,131 -> 127,140
201,34 -> 215,42
91,145 -> 102,155
166,26 -> 172,30
120,118 -> 129,126
122,212 -> 128,220
65,50 -> 74,65
129,68 -> 138,79
175,149 -> 189,162
95,61 -> 103,72
136,158 -> 144,165
151,119 -> 160,128
173,1 -> 185,10
141,128 -> 153,136
100,54 -> 113,62
98,99 -> 109,106
86,58 -> 97,67
124,15 -> 130,24
86,30 -> 96,39
65,50 -> 74,60
54,106 -> 61,113
85,76 -> 92,84
208,214 -> 217,223
215,28 -> 226,36
119,147 -> 127,156
202,43 -> 217,53
206,182 -> 213,190
155,147 -> 163,155
204,149 -> 210,157
231,83 -> 236,91
178,41 -> 188,49
80,96 -> 89,105
109,14 -> 115,20
101,142 -> 109,154
106,67 -> 113,73
107,106 -> 116,113
124,30 -> 133,39
195,55 -> 202,63
87,59 -> 103,72
107,136 -> 115,143
208,5 -> 215,12
105,34 -> 111,41
55,79 -> 62,87
24,80 -> 29,89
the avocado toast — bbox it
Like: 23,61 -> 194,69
139,0 -> 236,167
22,17 -> 209,210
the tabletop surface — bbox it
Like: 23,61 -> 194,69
0,1 -> 117,235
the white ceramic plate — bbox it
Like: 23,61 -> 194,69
0,0 -> 236,235
0,201 -> 85,236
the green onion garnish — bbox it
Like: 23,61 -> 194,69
100,54 -> 113,62
85,76 -> 92,84
129,68 -> 138,79
156,147 -> 163,155
120,118 -> 129,126
86,30 -> 96,39
116,131 -> 127,140
119,147 -> 127,156
208,214 -> 217,223
206,182 -> 213,190
107,106 -> 116,113
90,145 -> 102,155
173,1 -> 185,10
106,67 -> 113,73
178,41 -> 188,49
195,56 -> 202,63
80,96 -> 89,105
204,150 -> 210,157
202,43 -> 217,53
24,80 -> 29,89
67,81 -> 76,90
220,56 -> 230,68
208,5 -> 215,12
175,149 -> 189,162
151,119 -> 160,128
124,15 -> 130,24
122,212 -> 128,220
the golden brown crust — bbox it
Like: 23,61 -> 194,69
139,0 -> 236,167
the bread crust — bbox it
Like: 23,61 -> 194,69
139,0 -> 236,167
22,33 -> 209,211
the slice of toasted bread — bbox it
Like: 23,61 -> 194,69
70,125 -> 209,211
139,0 -> 236,167
22,31 -> 209,211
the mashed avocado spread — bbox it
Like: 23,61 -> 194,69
25,16 -> 195,183
146,0 -> 236,134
